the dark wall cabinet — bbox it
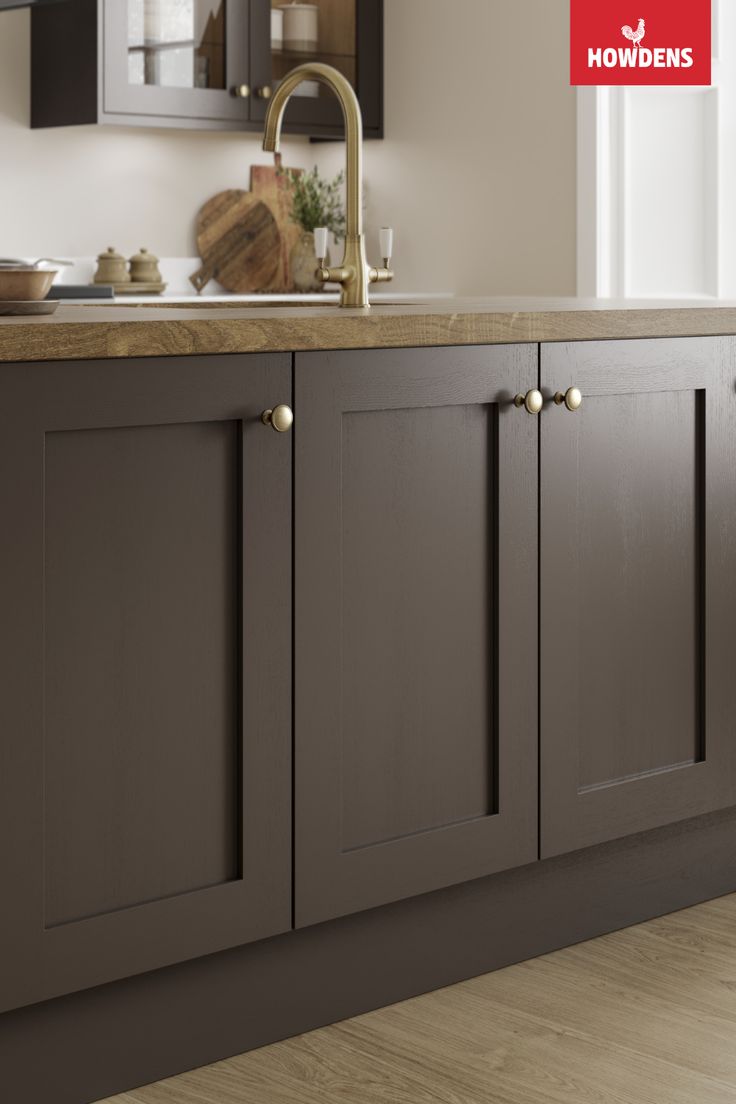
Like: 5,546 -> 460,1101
32,0 -> 383,136
2,335 -> 736,1017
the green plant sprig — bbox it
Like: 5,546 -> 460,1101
281,166 -> 346,241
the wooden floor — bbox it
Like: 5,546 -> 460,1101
107,893 -> 736,1104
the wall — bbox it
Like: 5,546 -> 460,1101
0,8 -> 314,263
579,0 -> 727,299
0,1 -> 576,296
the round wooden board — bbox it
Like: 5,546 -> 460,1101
190,190 -> 282,294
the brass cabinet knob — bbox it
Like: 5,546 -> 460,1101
261,405 -> 294,433
255,85 -> 273,100
231,84 -> 251,98
554,387 -> 583,412
514,389 -> 544,415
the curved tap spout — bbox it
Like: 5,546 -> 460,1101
263,63 -> 363,240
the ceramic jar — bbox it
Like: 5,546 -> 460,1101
94,247 -> 129,285
280,3 -> 319,52
129,248 -> 163,284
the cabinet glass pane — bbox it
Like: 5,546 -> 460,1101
271,0 -> 356,99
127,0 -> 226,90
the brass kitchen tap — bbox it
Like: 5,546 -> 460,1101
262,63 -> 393,308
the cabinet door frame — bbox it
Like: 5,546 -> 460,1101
295,344 -> 539,927
0,353 -> 292,1014
248,0 -> 384,138
102,0 -> 252,123
541,337 -> 736,857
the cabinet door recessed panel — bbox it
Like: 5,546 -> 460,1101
340,404 -> 495,851
541,338 -> 736,857
573,390 -> 703,791
44,421 -> 239,927
296,345 -> 539,926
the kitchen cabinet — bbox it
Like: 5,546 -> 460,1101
2,331 -> 736,1021
0,353 -> 292,1014
540,338 -> 736,857
31,0 -> 383,136
5,316 -> 736,1104
293,345 -> 540,927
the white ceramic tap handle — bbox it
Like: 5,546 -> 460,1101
314,227 -> 329,261
379,227 -> 394,264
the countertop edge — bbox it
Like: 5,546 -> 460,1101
3,305 -> 736,363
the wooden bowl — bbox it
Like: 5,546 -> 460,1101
0,267 -> 58,302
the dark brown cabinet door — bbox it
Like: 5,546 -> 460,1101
295,345 -> 539,927
541,338 -> 736,858
0,353 -> 292,1013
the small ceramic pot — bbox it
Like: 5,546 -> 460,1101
280,3 -> 319,53
94,247 -> 129,285
129,248 -> 163,284
290,230 -> 328,293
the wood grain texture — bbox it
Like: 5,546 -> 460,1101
0,353 -> 293,1015
7,299 -> 736,363
101,892 -> 736,1104
250,164 -> 306,293
44,419 -> 239,927
541,338 -> 736,858
190,192 -> 281,294
339,403 -> 495,851
5,803 -> 736,1104
294,344 -> 538,926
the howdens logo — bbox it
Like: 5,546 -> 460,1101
587,45 -> 695,70
570,0 -> 710,87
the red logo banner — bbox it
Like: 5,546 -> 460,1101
570,0 -> 711,86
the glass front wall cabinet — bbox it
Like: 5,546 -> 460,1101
31,0 -> 383,135
104,0 -> 251,124
251,0 -> 383,136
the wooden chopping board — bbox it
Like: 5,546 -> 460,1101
250,159 -> 305,293
190,190 -> 281,294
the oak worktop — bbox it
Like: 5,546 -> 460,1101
4,297 -> 736,362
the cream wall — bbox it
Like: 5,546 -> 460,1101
0,1 -> 576,295
0,8 -> 314,261
366,0 -> 577,295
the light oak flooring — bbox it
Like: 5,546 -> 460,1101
107,893 -> 736,1104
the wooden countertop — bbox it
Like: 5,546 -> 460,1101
4,297 -> 736,362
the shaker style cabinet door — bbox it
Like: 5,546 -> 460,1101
103,0 -> 252,124
0,354 -> 292,1014
295,345 -> 539,926
540,338 -> 736,858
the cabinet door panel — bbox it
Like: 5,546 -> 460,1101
541,338 -> 736,857
0,354 -> 292,1013
103,0 -> 251,123
295,345 -> 538,926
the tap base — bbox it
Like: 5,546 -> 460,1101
316,236 -> 394,308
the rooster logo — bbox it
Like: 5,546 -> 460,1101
621,18 -> 646,47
